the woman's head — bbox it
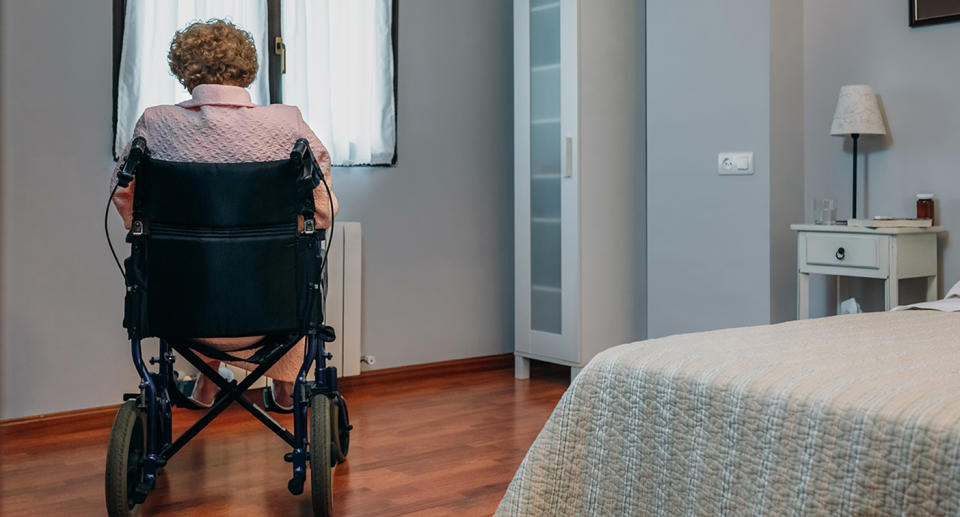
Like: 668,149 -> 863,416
168,19 -> 258,92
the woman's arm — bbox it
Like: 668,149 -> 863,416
296,112 -> 338,229
110,116 -> 148,229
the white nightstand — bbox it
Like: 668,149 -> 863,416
791,224 -> 946,319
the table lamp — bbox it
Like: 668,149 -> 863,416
830,85 -> 887,220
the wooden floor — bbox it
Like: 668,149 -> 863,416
0,361 -> 568,516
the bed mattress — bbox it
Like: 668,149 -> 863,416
497,311 -> 960,516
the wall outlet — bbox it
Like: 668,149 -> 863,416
718,152 -> 754,175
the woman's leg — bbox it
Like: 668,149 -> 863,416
218,337 -> 305,410
272,380 -> 295,408
193,359 -> 221,405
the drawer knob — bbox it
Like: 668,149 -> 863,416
835,247 -> 846,260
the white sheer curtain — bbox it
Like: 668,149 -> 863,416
115,0 -> 395,165
115,0 -> 269,157
282,0 -> 395,166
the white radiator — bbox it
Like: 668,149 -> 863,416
323,222 -> 363,377
222,222 -> 363,383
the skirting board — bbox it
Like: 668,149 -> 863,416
338,353 -> 513,389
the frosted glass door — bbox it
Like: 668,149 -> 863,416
529,0 -> 562,334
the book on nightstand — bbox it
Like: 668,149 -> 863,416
847,217 -> 933,228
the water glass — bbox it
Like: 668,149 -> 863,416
814,199 -> 836,225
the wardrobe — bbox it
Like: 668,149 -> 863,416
513,0 -> 640,379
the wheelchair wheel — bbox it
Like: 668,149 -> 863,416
310,394 -> 333,517
105,400 -> 147,517
331,394 -> 350,464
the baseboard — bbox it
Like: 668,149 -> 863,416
0,388 -> 267,433
0,404 -> 122,433
338,353 -> 513,390
0,354 -> 513,429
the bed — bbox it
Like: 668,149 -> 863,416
496,311 -> 960,516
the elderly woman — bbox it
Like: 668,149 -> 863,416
112,19 -> 337,411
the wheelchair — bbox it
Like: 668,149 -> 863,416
104,137 -> 350,516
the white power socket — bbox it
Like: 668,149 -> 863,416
718,152 -> 754,175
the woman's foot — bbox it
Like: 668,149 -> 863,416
192,374 -> 220,407
264,380 -> 295,412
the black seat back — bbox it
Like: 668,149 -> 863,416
123,144 -> 323,339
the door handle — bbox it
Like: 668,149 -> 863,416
275,36 -> 286,74
835,247 -> 846,260
563,137 -> 573,178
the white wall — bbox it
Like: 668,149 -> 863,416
804,0 -> 960,316
0,0 -> 514,419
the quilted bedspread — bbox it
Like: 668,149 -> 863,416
497,311 -> 960,516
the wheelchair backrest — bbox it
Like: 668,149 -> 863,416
123,139 -> 324,339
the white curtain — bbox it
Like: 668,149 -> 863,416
282,0 -> 396,165
115,0 -> 269,157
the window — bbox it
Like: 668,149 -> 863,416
113,0 -> 397,166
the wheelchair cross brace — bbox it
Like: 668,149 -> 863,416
164,339 -> 300,457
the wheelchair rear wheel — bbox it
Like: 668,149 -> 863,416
105,400 -> 147,517
310,394 -> 333,517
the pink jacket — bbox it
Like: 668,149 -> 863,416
110,84 -> 338,382
112,84 -> 338,229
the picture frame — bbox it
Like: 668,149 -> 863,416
910,0 -> 960,27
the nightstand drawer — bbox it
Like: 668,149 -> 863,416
804,234 -> 883,269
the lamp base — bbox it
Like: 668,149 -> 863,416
851,133 -> 860,220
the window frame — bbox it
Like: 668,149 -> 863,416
111,0 -> 398,166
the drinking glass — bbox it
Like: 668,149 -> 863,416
814,199 -> 836,225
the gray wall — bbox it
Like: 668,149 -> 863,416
1,0 -> 137,420
636,0 -> 647,339
336,0 -> 514,369
647,0 -> 774,338
647,0 -> 803,336
769,0 -> 805,323
0,0 -> 514,419
804,0 -> 960,316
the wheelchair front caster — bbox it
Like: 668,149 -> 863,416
288,476 -> 305,495
310,394 -> 333,517
105,400 -> 147,516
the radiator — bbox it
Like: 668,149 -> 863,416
223,222 -> 363,383
323,222 -> 363,377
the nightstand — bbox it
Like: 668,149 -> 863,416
791,224 -> 946,319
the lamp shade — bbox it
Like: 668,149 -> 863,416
830,85 -> 887,136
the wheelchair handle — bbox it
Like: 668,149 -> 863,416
291,138 -> 321,188
291,138 -> 309,165
118,136 -> 147,188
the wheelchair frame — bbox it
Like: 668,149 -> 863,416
125,333 -> 339,501
108,137 -> 347,514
